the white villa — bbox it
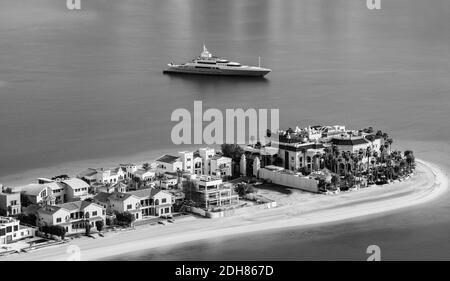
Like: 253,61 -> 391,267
19,178 -> 90,206
0,216 -> 36,245
36,201 -> 106,235
0,189 -> 21,216
210,155 -> 232,178
94,192 -> 142,221
192,176 -> 239,209
126,188 -> 173,217
77,167 -> 126,185
155,155 -> 183,173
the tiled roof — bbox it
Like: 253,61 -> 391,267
156,154 -> 180,164
108,192 -> 134,202
37,205 -> 62,215
46,181 -> 63,190
62,178 -> 90,190
57,200 -> 95,211
112,182 -> 127,188
21,184 -> 47,196
211,155 -> 228,160
93,192 -> 112,203
127,188 -> 162,199
135,169 -> 156,176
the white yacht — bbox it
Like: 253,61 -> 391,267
163,45 -> 271,77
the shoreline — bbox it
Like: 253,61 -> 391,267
1,159 -> 447,261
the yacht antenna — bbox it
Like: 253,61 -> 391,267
258,56 -> 261,68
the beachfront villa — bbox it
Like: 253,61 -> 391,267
20,184 -> 55,206
0,216 -> 36,245
126,188 -> 173,217
239,124 -> 410,193
59,178 -> 90,201
119,163 -> 139,179
94,192 -> 142,221
77,167 -> 126,185
330,135 -> 382,154
193,153 -> 203,175
199,147 -> 215,175
178,151 -> 195,174
155,155 -> 184,173
134,168 -> 156,181
0,189 -> 21,216
247,125 -> 383,172
191,176 -> 239,209
36,201 -> 106,235
156,149 -> 232,178
156,175 -> 179,189
210,155 -> 232,178
94,181 -> 128,194
17,177 -> 90,207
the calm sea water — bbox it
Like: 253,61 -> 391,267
1,0 -> 449,260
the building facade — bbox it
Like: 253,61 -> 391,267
192,176 -> 239,209
0,190 -> 21,216
0,216 -> 35,245
210,155 -> 232,177
126,188 -> 173,217
156,155 -> 183,173
36,201 -> 106,235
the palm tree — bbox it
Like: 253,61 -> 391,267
404,150 -> 415,173
365,146 -> 372,173
386,138 -> 393,155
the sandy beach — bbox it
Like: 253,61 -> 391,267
1,159 -> 447,261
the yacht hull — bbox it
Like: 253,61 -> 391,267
163,66 -> 270,77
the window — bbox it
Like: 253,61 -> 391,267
165,207 -> 170,213
56,218 -> 62,223
0,228 -> 5,236
41,190 -> 47,197
92,211 -> 98,216
127,204 -> 132,210
6,226 -> 12,233
162,198 -> 167,204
